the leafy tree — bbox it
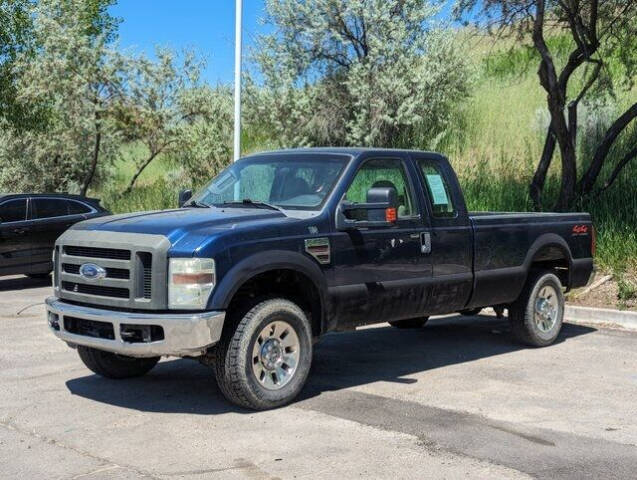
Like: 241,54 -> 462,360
115,49 -> 231,193
168,86 -> 233,182
455,0 -> 637,210
115,51 -> 233,193
0,0 -> 35,129
252,0 -> 470,148
0,0 -> 124,194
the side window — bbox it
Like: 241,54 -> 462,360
68,200 -> 91,215
32,199 -> 70,219
418,161 -> 456,218
346,158 -> 416,219
0,199 -> 27,223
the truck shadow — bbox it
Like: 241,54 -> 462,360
0,275 -> 51,291
65,315 -> 596,414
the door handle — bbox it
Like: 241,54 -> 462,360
12,228 -> 27,235
420,232 -> 431,254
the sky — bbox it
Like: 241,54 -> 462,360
110,1 -> 457,85
110,0 -> 268,85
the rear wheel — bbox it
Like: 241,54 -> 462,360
388,317 -> 429,329
213,298 -> 313,410
77,346 -> 159,379
509,271 -> 564,347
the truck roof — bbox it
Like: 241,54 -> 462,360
243,147 -> 447,160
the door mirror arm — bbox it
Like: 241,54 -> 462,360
335,186 -> 399,231
336,204 -> 395,231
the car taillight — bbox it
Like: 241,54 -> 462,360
591,225 -> 596,257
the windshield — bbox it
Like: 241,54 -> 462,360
192,155 -> 347,210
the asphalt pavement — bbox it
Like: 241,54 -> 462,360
1,275 -> 636,479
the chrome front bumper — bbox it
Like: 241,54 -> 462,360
46,297 -> 225,358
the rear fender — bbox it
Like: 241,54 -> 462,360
522,233 -> 574,288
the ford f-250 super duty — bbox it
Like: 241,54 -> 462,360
47,148 -> 594,409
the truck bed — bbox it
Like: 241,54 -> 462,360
466,211 -> 593,309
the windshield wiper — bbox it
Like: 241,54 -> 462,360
185,199 -> 210,208
222,199 -> 282,212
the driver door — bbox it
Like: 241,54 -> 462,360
329,156 -> 432,328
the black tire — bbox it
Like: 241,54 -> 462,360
77,346 -> 159,379
213,298 -> 313,410
27,272 -> 51,279
460,308 -> 482,316
388,316 -> 429,329
509,271 -> 564,347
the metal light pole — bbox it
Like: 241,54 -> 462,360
233,0 -> 243,162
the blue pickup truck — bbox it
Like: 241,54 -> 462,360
47,148 -> 594,409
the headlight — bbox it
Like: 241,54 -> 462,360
168,258 -> 216,310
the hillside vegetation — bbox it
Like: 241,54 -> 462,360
96,33 -> 636,298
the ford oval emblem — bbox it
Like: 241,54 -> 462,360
79,263 -> 106,281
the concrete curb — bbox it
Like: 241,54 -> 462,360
565,305 -> 637,331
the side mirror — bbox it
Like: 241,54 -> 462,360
178,189 -> 192,207
336,187 -> 398,231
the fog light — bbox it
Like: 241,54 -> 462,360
120,324 -> 164,343
48,312 -> 60,331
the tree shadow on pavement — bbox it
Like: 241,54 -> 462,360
0,275 -> 51,291
65,315 -> 596,414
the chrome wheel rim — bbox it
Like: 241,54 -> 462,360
534,285 -> 559,333
251,320 -> 300,390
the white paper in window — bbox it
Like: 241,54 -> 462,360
426,174 -> 449,205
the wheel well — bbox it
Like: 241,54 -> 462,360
529,245 -> 570,288
226,269 -> 323,337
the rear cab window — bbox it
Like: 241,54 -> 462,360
417,160 -> 457,218
0,199 -> 27,223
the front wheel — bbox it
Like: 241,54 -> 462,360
509,271 -> 564,347
77,346 -> 159,378
213,298 -> 313,410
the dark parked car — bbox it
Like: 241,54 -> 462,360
46,149 -> 593,409
0,194 -> 110,279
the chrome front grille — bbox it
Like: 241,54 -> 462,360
62,263 -> 131,279
140,252 -> 152,299
54,230 -> 170,310
64,245 -> 131,260
61,281 -> 130,299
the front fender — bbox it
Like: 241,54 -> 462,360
207,249 -> 328,324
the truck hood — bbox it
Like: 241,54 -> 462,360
73,207 -> 287,240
